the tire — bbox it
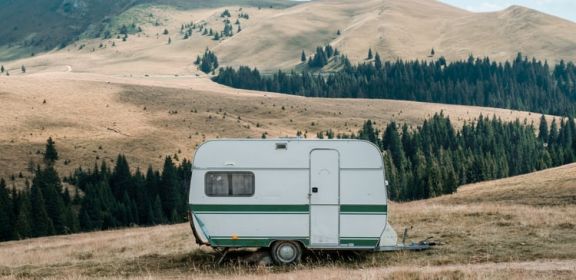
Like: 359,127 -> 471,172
270,240 -> 302,265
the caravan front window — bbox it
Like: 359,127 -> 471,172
205,172 -> 255,197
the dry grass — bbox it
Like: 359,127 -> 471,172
0,72 -> 554,182
3,0 -> 576,74
0,163 -> 575,279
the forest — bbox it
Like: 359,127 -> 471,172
1,114 -> 575,241
331,113 -> 576,200
0,138 -> 190,242
214,52 -> 576,116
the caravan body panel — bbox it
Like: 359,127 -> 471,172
189,139 -> 395,250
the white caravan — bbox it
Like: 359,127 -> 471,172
188,139 -> 428,265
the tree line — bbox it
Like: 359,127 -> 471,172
2,113 -> 575,241
214,53 -> 576,116
322,113 -> 576,200
0,139 -> 190,242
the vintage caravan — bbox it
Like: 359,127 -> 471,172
188,139 -> 428,265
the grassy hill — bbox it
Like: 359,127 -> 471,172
0,0 -> 298,61
0,72 -> 554,184
2,0 -> 576,69
215,0 -> 576,70
1,163 -> 574,279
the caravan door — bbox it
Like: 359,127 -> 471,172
309,149 -> 340,246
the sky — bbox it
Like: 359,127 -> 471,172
438,0 -> 576,22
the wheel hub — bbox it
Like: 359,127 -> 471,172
278,244 -> 296,261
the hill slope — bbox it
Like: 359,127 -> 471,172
1,163 -> 575,279
2,0 -> 576,70
0,71 -> 555,182
0,0 -> 297,61
216,0 -> 576,70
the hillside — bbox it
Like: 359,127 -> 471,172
0,0 -> 297,61
2,0 -> 576,71
0,71 -> 555,183
216,0 -> 576,70
1,163 -> 574,279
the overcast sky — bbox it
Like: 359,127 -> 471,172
438,0 -> 576,22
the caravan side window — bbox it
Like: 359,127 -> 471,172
205,172 -> 255,197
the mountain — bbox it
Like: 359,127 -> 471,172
0,0 -> 298,61
215,0 -> 576,70
1,0 -> 576,68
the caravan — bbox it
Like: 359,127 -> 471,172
188,139 -> 426,265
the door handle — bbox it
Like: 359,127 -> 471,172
312,187 -> 319,193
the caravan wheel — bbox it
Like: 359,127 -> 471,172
270,241 -> 302,265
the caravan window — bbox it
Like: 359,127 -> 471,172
205,172 -> 255,196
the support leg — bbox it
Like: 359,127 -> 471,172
217,247 -> 230,265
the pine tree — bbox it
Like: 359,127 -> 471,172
0,179 -> 13,241
30,183 -> 55,237
374,53 -> 382,69
382,122 -> 405,169
110,154 -> 131,200
539,115 -> 549,143
160,157 -> 181,223
44,137 -> 59,164
0,65 -> 4,73
301,50 -> 306,62
14,192 -> 32,239
33,165 -> 67,234
550,118 -> 559,144
367,48 -> 373,60
152,195 -> 164,224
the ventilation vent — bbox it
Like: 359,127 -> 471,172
276,143 -> 288,150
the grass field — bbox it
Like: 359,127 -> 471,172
0,163 -> 574,279
0,71 -> 555,185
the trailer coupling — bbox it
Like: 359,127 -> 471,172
378,226 -> 437,252
377,239 -> 435,252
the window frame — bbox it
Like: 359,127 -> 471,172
204,171 -> 255,197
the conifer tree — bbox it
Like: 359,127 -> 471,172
160,157 -> 181,223
110,154 -> 131,200
301,50 -> 306,62
550,118 -> 559,144
0,179 -> 13,241
152,195 -> 164,224
14,192 -> 32,239
44,137 -> 59,164
539,115 -> 549,143
374,53 -> 382,69
367,48 -> 373,60
30,183 -> 55,237
33,165 -> 66,234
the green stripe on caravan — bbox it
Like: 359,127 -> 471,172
339,238 -> 379,247
340,205 -> 387,213
210,237 -> 310,247
190,204 -> 387,213
190,204 -> 310,212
